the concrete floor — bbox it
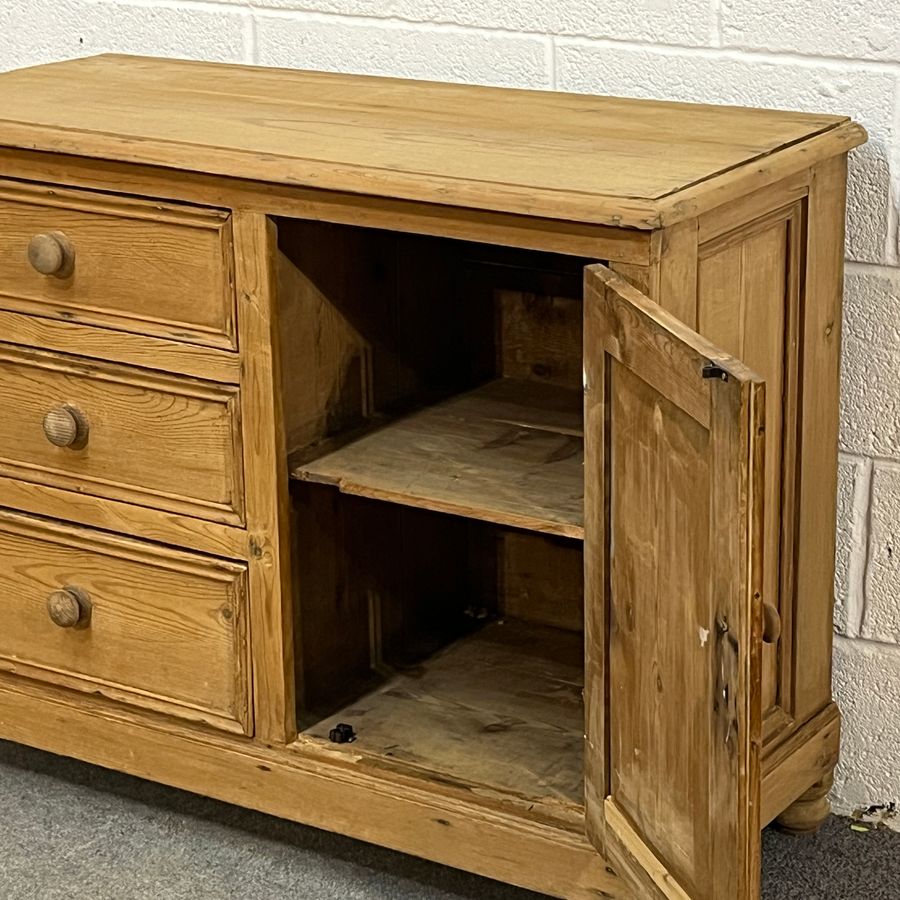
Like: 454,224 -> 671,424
0,740 -> 896,899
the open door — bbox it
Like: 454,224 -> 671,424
583,264 -> 764,899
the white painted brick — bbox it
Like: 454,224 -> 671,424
555,44 -> 895,141
861,464 -> 900,643
0,0 -> 246,73
840,266 -> 900,458
230,1 -> 713,46
555,43 -> 895,264
832,637 -> 900,828
834,455 -> 869,636
833,458 -> 855,620
846,146 -> 891,265
254,13 -> 550,87
722,0 -> 900,63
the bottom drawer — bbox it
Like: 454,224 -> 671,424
0,511 -> 250,733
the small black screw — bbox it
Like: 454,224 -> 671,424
328,723 -> 357,744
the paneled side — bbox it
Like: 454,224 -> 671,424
698,203 -> 802,726
793,156 -> 847,721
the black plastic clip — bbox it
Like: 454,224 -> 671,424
702,363 -> 729,381
328,723 -> 357,744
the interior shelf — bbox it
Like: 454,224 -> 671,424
302,618 -> 585,812
291,378 -> 584,539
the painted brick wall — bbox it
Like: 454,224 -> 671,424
2,0 -> 898,827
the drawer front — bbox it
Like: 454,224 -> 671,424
0,512 -> 250,733
0,346 -> 244,525
0,181 -> 235,349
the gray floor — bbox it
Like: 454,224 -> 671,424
0,740 -> 897,899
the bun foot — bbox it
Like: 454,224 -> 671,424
774,773 -> 833,835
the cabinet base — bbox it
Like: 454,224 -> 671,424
774,773 -> 834,835
0,674 -> 626,900
0,672 -> 843,896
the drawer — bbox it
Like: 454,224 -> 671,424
0,346 -> 244,525
0,511 -> 250,733
0,181 -> 235,349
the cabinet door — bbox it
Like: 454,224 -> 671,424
583,264 -> 764,899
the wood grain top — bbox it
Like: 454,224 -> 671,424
0,55 -> 866,227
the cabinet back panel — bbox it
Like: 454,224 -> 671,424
500,530 -> 584,632
276,218 -> 591,462
292,485 -> 584,713
293,487 -> 495,718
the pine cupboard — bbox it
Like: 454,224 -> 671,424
0,54 -> 864,899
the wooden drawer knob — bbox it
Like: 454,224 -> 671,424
763,601 -> 782,644
42,405 -> 89,448
47,587 -> 91,629
27,231 -> 75,278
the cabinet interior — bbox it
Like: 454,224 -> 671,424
277,217 -> 594,821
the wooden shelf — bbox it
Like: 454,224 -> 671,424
292,379 -> 584,539
302,619 -> 585,812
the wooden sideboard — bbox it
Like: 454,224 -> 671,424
0,54 -> 865,899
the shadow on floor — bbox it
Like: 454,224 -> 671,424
0,740 -> 896,899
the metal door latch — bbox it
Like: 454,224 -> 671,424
702,363 -> 729,381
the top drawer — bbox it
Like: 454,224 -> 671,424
0,181 -> 235,350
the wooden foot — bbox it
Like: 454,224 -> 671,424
774,773 -> 834,835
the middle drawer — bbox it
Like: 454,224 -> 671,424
0,345 -> 244,525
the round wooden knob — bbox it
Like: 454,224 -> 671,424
47,587 -> 91,629
42,405 -> 89,448
27,231 -> 75,277
763,601 -> 782,644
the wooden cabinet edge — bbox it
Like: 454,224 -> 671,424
0,126 -> 857,246
232,210 -> 296,745
654,122 -> 864,228
791,154 -> 847,719
0,149 -> 651,263
0,113 -> 864,230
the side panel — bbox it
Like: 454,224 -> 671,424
792,155 -> 847,720
616,163 -> 848,818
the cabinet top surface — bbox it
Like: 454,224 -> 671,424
0,54 -> 865,228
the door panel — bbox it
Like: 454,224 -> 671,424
584,264 -> 764,899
